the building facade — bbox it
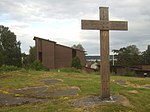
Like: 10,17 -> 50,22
34,37 -> 86,69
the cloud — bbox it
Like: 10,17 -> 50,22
0,0 -> 150,55
0,0 -> 100,21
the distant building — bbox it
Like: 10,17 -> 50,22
85,55 -> 116,72
131,65 -> 150,77
34,37 -> 86,69
112,66 -> 126,75
113,65 -> 150,77
90,62 -> 100,71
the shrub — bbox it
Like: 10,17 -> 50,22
0,65 -> 19,72
72,56 -> 81,69
124,68 -> 136,77
29,60 -> 49,71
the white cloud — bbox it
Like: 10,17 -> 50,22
0,0 -> 150,55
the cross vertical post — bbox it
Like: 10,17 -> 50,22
81,7 -> 128,99
100,7 -> 110,98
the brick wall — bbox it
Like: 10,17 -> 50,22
34,37 -> 86,69
41,40 -> 55,69
55,44 -> 72,68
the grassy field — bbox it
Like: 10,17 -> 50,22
0,69 -> 150,112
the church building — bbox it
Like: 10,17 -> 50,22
34,37 -> 86,69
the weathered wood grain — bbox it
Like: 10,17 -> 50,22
81,7 -> 128,99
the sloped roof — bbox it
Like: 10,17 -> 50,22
33,36 -> 85,52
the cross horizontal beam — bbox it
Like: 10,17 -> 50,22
81,20 -> 128,30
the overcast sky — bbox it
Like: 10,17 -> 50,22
0,0 -> 150,55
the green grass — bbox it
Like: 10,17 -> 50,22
0,70 -> 150,112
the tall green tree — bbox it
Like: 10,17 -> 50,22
113,45 -> 142,67
21,53 -> 29,67
143,45 -> 150,64
28,46 -> 36,64
0,25 -> 21,67
72,44 -> 85,51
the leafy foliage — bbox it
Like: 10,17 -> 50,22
29,60 -> 48,71
21,46 -> 36,68
0,25 -> 22,67
21,53 -> 29,67
28,46 -> 36,64
72,56 -> 81,69
0,65 -> 19,72
72,43 -> 85,51
113,45 -> 143,67
124,68 -> 136,76
143,45 -> 150,64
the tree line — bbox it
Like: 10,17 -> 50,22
0,25 -> 150,69
0,25 -> 38,69
0,25 -> 22,67
112,45 -> 150,67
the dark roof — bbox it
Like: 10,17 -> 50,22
33,36 -> 56,43
134,69 -> 150,72
112,65 -> 126,68
33,36 -> 85,52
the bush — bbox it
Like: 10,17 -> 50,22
124,68 -> 136,77
72,56 -> 81,69
0,65 -> 19,72
29,60 -> 49,71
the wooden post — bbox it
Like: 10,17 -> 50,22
81,7 -> 128,99
100,7 -> 110,98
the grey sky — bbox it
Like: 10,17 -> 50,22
0,0 -> 150,55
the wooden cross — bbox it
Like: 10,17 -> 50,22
81,7 -> 128,99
